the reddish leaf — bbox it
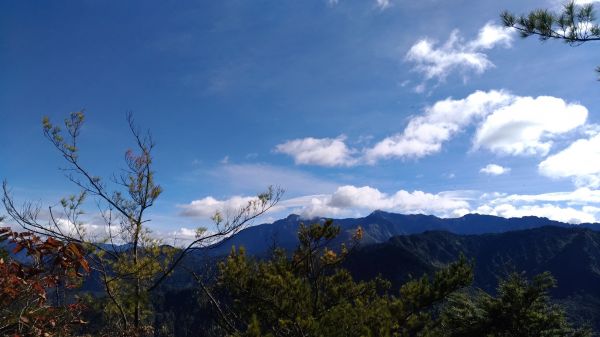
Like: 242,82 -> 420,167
79,258 -> 90,273
45,237 -> 61,247
12,243 -> 23,254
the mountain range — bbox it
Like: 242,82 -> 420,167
343,225 -> 600,329
4,211 -> 600,332
200,212 -> 600,330
207,211 -> 600,256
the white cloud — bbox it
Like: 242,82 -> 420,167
165,227 -> 198,244
169,227 -> 198,239
282,185 -> 471,219
492,187 -> 600,205
413,83 -> 426,93
330,185 -> 469,213
281,194 -> 350,219
539,133 -> 600,187
277,91 -> 587,165
290,185 -> 600,224
476,203 -> 596,224
474,96 -> 587,156
480,164 -> 510,176
178,195 -> 257,218
376,0 -> 391,9
327,0 -> 391,9
365,90 -> 512,161
359,91 -> 586,161
275,136 -> 357,167
54,217 -> 107,240
177,183 -> 600,232
158,227 -> 226,247
474,187 -> 600,224
469,23 -> 514,49
183,185 -> 471,221
406,23 -> 513,86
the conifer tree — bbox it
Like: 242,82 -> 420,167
501,1 -> 600,77
214,220 -> 473,337
440,272 -> 592,337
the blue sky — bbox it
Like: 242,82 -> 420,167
2,0 -> 600,241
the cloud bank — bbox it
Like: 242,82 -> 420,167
539,133 -> 600,187
275,90 -> 587,166
180,184 -> 600,225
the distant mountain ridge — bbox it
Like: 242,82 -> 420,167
201,214 -> 600,329
206,211 -> 600,256
343,225 -> 600,329
345,226 -> 600,295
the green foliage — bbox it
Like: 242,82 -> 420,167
217,220 -> 473,337
441,272 -> 592,337
98,243 -> 178,330
4,110 -> 282,336
39,111 -> 174,334
501,1 -> 600,44
501,1 -> 600,78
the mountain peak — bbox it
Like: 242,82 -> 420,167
368,209 -> 390,217
285,214 -> 301,221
